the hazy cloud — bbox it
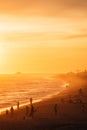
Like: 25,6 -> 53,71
0,0 -> 87,17
64,33 -> 87,39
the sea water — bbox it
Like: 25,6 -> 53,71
0,74 -> 67,112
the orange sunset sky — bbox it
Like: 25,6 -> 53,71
0,0 -> 87,73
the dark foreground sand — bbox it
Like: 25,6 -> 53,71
0,77 -> 87,130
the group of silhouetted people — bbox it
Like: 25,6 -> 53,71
5,98 -> 36,119
6,106 -> 14,116
6,102 -> 19,116
4,88 -> 86,120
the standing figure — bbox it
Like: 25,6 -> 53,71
10,106 -> 14,116
30,98 -> 33,106
29,105 -> 35,119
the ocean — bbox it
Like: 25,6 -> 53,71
0,74 -> 67,113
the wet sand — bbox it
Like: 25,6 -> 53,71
0,77 -> 87,130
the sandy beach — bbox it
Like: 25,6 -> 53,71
0,75 -> 87,130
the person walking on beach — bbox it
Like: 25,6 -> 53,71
54,104 -> 58,116
30,98 -> 33,106
10,106 -> 14,116
29,105 -> 35,119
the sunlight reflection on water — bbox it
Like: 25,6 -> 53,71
0,74 -> 67,113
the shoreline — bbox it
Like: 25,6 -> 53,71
0,77 -> 87,130
0,83 -> 67,115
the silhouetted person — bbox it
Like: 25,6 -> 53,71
6,109 -> 9,116
29,105 -> 35,119
25,106 -> 29,117
30,98 -> 33,106
54,104 -> 58,116
10,106 -> 14,116
17,101 -> 19,110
